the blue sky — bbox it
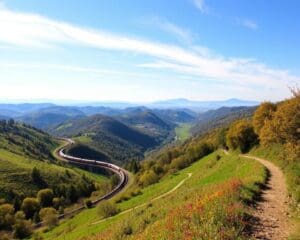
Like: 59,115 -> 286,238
0,0 -> 299,103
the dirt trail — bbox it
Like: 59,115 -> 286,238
242,155 -> 291,240
91,173 -> 192,225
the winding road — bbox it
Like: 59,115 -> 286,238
36,138 -> 129,226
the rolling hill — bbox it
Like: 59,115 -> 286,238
116,108 -> 173,141
17,106 -> 85,130
191,106 -> 257,135
51,114 -> 160,163
0,120 -> 104,201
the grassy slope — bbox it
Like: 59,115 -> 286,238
40,150 -> 266,240
175,123 -> 192,141
0,127 -> 108,200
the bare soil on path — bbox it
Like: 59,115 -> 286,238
242,155 -> 292,240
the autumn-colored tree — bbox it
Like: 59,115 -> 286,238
226,120 -> 258,153
259,96 -> 300,146
253,102 -> 277,136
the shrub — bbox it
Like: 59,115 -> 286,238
84,199 -> 93,209
139,170 -> 159,187
216,154 -> 221,161
0,203 -> 15,229
37,189 -> 54,208
13,211 -> 32,239
253,102 -> 277,136
226,120 -> 258,153
39,207 -> 58,228
97,201 -> 119,218
52,197 -> 61,210
21,198 -> 40,219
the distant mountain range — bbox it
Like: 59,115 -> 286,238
0,98 -> 259,113
149,98 -> 259,110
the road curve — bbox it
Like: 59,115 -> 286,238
35,138 -> 129,227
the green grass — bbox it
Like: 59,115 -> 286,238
175,123 -> 193,141
39,150 -> 266,240
56,123 -> 73,131
73,135 -> 93,144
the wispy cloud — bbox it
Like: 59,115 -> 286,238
0,8 -> 298,99
237,18 -> 258,30
192,0 -> 207,13
146,17 -> 194,43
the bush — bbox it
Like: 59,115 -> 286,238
84,199 -> 93,209
13,211 -> 33,239
253,102 -> 277,136
139,170 -> 159,187
97,201 -> 119,218
37,189 -> 54,208
0,203 -> 15,229
52,197 -> 61,210
226,120 -> 258,153
39,207 -> 58,228
21,198 -> 40,219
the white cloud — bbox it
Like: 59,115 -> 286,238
148,17 -> 194,43
238,18 -> 258,30
193,0 -> 207,13
0,8 -> 298,100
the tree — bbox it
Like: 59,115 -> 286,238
129,159 -> 140,173
139,170 -> 159,187
0,203 -> 15,230
259,96 -> 300,146
253,102 -> 276,136
37,189 -> 54,208
21,198 -> 40,219
217,127 -> 228,148
52,197 -> 61,210
226,120 -> 258,153
31,167 -> 47,188
13,211 -> 33,239
39,207 -> 58,228
97,201 -> 119,218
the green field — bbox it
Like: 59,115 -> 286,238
39,150 -> 266,240
175,123 -> 193,141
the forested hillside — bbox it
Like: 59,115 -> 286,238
51,114 -> 159,163
191,106 -> 256,135
0,121 -> 109,239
